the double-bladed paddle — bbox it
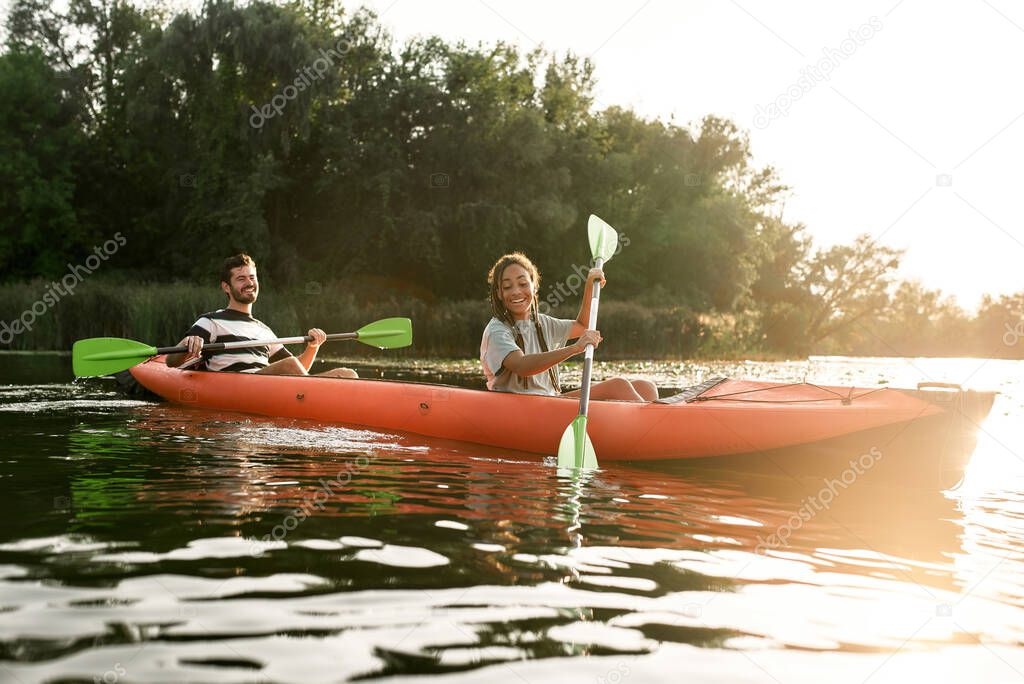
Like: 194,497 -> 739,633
72,317 -> 413,378
556,215 -> 619,469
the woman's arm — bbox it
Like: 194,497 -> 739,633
501,329 -> 602,377
569,268 -> 606,339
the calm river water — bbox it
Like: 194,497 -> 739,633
1,353 -> 1023,683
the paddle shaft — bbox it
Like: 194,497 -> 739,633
555,216 -> 616,469
575,256 -> 604,418
156,332 -> 359,355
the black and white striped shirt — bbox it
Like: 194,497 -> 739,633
182,309 -> 292,373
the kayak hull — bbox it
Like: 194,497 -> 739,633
129,359 -> 995,486
661,398 -> 990,489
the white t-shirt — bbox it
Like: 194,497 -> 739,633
480,315 -> 575,395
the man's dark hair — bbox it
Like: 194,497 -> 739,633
220,253 -> 256,284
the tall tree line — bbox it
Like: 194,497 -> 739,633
1,0 -> 1020,357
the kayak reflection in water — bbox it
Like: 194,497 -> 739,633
165,253 -> 358,378
480,252 -> 657,402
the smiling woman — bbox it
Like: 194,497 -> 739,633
479,252 -> 657,401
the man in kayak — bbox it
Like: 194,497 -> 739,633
165,254 -> 357,377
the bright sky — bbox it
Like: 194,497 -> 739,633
360,0 -> 1024,310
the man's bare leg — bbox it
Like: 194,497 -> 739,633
316,367 -> 359,379
255,357 -> 307,376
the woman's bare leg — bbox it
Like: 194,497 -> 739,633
316,367 -> 359,379
632,379 -> 659,401
564,377 -> 644,402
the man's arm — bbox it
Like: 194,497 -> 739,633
296,328 -> 327,371
166,336 -> 203,367
166,321 -> 211,367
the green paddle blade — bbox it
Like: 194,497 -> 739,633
588,215 -> 619,264
73,337 -> 159,378
556,414 -> 598,469
356,317 -> 412,349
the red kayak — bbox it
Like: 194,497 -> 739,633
130,358 -> 996,487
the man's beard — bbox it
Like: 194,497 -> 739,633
230,285 -> 258,303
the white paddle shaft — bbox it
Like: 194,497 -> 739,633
577,256 -> 604,416
160,332 -> 357,354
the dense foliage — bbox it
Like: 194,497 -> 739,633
1,0 -> 1020,358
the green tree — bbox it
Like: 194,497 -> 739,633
0,48 -> 83,278
974,292 -> 1024,359
747,217 -> 813,352
801,234 -> 902,346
